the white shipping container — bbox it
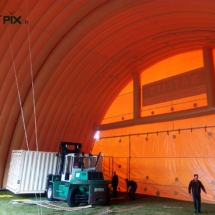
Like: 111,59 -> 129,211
6,150 -> 58,194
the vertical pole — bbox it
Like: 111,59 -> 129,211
128,134 -> 131,180
109,157 -> 110,174
203,47 -> 215,107
133,72 -> 141,119
112,156 -> 113,176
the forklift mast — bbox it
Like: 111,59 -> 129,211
59,142 -> 82,175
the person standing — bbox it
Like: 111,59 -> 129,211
112,172 -> 119,197
188,174 -> 207,213
125,178 -> 137,200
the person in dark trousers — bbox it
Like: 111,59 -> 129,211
112,172 -> 119,197
125,178 -> 137,200
188,174 -> 207,213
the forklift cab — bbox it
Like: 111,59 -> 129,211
61,155 -> 86,182
61,154 -> 101,182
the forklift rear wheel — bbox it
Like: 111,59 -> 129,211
47,185 -> 55,201
67,187 -> 81,207
105,187 -> 111,205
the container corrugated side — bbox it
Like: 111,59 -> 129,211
6,150 -> 58,194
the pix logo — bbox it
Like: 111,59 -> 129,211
3,16 -> 22,24
2,11 -> 28,24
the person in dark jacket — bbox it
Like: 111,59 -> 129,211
188,174 -> 207,213
125,178 -> 137,200
112,172 -> 119,197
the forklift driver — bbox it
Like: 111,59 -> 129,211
74,158 -> 84,168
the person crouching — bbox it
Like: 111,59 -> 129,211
125,178 -> 137,200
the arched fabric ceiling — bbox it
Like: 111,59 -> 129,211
1,0 -> 215,187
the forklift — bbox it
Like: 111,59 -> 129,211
46,142 -> 111,207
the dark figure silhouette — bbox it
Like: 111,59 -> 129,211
112,172 -> 118,197
188,174 -> 207,213
125,178 -> 137,200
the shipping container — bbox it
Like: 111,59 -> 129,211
6,150 -> 58,194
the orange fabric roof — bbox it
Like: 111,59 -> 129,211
1,0 -> 215,187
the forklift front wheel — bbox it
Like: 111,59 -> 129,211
67,187 -> 81,207
47,185 -> 55,201
105,187 -> 111,205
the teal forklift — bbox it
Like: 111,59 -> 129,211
46,142 -> 111,207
